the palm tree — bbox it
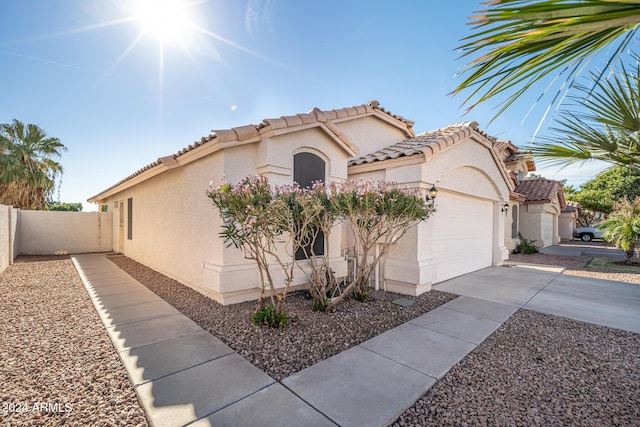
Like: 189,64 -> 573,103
453,0 -> 640,120
600,197 -> 640,263
529,59 -> 640,169
0,120 -> 66,209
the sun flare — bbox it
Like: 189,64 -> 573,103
131,0 -> 194,44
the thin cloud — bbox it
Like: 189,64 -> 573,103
245,0 -> 277,38
0,50 -> 83,70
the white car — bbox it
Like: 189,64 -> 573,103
573,227 -> 603,242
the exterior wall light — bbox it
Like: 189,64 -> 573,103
427,185 -> 438,201
502,202 -> 510,213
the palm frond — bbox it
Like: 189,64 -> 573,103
453,0 -> 640,121
528,56 -> 640,169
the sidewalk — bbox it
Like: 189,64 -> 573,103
72,252 -> 640,427
72,253 -> 527,427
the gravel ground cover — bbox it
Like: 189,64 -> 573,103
108,255 -> 456,381
393,249 -> 640,426
393,310 -> 640,426
0,256 -> 148,427
5,244 -> 637,426
508,252 -> 640,285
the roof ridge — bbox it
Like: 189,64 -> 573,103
90,100 -> 412,200
350,120 -> 487,166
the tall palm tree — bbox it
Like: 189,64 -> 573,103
453,0 -> 640,121
529,59 -> 640,169
600,197 -> 640,263
0,120 -> 66,209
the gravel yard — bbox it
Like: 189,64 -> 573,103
509,251 -> 640,285
393,249 -> 640,426
108,255 -> 456,381
3,245 -> 638,426
393,310 -> 640,426
0,256 -> 147,426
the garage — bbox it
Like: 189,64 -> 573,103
431,192 -> 494,283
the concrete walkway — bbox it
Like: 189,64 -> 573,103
72,253 -> 640,427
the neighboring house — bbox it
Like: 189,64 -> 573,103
494,143 -> 570,250
513,179 -> 567,248
495,142 -> 537,251
88,101 -> 514,304
559,201 -> 582,241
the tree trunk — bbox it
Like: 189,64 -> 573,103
275,293 -> 285,315
625,248 -> 635,264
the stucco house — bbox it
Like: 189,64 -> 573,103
495,143 -> 569,250
512,178 -> 567,248
89,101 -> 516,305
559,201 -> 582,241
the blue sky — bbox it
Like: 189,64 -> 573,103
1,0 -> 607,210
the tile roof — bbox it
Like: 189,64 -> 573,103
562,200 -> 582,213
514,179 -> 565,206
348,121 -> 493,166
503,150 -> 536,171
89,100 -> 413,201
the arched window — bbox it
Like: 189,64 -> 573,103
511,204 -> 519,239
293,152 -> 325,188
293,152 -> 325,259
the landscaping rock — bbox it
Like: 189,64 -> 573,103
392,310 -> 640,426
0,256 -> 148,426
108,255 -> 456,381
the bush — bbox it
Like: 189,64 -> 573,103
516,233 -> 538,254
251,305 -> 288,328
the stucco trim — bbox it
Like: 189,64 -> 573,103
468,134 -> 515,192
510,191 -> 527,202
348,122 -> 514,193
347,152 -> 425,174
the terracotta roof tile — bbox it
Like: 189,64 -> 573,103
514,179 -> 564,203
90,100 -> 413,199
562,200 -> 582,213
348,121 -> 487,166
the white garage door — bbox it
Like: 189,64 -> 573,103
541,212 -> 553,247
431,193 -> 494,283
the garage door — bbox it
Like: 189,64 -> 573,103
431,193 -> 494,283
541,212 -> 553,247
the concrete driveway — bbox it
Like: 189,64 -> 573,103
434,264 -> 640,334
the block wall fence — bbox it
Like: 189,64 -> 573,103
0,204 -> 112,273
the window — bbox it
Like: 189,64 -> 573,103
127,198 -> 133,240
293,152 -> 325,259
101,204 -> 108,212
511,205 -> 519,239
293,152 -> 325,188
518,170 -> 524,181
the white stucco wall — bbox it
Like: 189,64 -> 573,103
0,204 -> 19,273
348,137 -> 511,296
519,201 -> 561,248
19,211 -> 112,255
559,212 -> 576,240
100,124 -> 353,305
105,149 -> 227,301
335,115 -> 410,154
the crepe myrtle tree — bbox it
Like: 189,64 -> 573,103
208,176 -> 293,326
324,180 -> 434,311
290,181 -> 342,311
209,176 -> 337,326
208,176 -> 434,318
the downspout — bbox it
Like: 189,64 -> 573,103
374,244 -> 380,291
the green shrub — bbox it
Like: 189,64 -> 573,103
516,233 -> 539,254
251,305 -> 288,328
